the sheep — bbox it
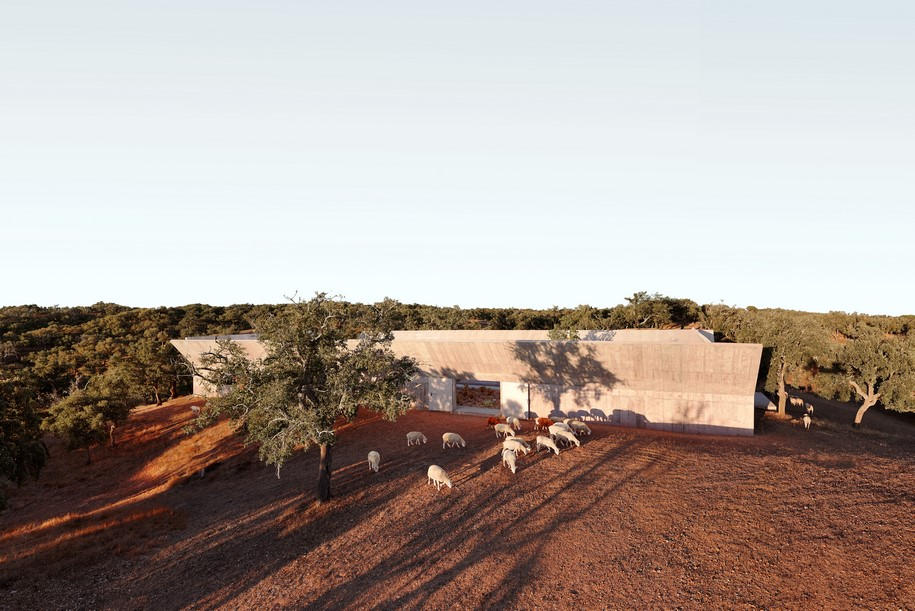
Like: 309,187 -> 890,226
486,416 -> 502,429
569,420 -> 592,436
442,432 -> 466,449
550,421 -> 572,433
406,431 -> 428,446
367,451 -> 380,473
534,418 -> 554,431
502,448 -> 518,473
789,396 -> 805,408
494,423 -> 516,438
427,465 -> 453,491
805,402 -> 814,415
536,435 -> 560,455
502,437 -> 530,456
508,416 -> 522,431
551,427 -> 581,448
803,413 -> 812,431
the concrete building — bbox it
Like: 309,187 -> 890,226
171,329 -> 763,436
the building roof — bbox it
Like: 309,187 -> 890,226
386,329 -> 714,343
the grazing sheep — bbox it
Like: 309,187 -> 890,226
547,422 -> 572,437
502,448 -> 518,473
367,451 -> 380,473
803,413 -> 812,431
551,428 -> 581,448
805,402 -> 814,415
569,421 -> 591,436
508,416 -> 522,431
536,435 -> 560,455
502,437 -> 530,456
789,396 -> 805,408
534,418 -> 554,431
427,465 -> 453,491
486,416 -> 502,429
442,432 -> 466,449
406,431 -> 428,446
494,423 -> 516,438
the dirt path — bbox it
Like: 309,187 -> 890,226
2,399 -> 914,609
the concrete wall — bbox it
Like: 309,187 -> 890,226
500,382 -> 529,419
526,383 -> 754,435
425,377 -> 454,412
391,339 -> 761,436
171,331 -> 761,436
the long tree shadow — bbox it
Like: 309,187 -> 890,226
301,436 -> 665,609
510,340 -> 619,419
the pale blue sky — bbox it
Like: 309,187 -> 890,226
2,1 -> 913,314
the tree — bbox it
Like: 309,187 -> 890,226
190,294 -> 418,503
836,325 -> 915,426
0,376 -> 48,509
608,292 -> 701,329
743,311 -> 825,415
42,365 -> 142,463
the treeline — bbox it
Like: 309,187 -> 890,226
1,292 -> 913,508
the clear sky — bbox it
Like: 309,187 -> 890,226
2,1 -> 913,315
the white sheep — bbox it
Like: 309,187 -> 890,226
501,448 -> 518,473
548,423 -> 571,439
803,413 -> 812,431
427,464 -> 452,491
494,423 -> 516,438
502,437 -> 530,456
552,428 -> 581,448
805,402 -> 814,415
536,435 -> 560,455
550,421 -> 572,433
789,396 -> 805,408
507,416 -> 522,431
367,451 -> 380,473
569,421 -> 591,436
406,431 -> 428,446
442,432 -> 466,449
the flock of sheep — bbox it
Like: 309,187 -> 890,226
366,415 -> 593,492
789,396 -> 815,430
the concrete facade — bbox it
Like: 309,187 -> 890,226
171,329 -> 762,436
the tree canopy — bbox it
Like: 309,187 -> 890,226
0,376 -> 48,509
190,295 -> 418,502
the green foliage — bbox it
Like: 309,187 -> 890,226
191,295 -> 418,497
42,366 -> 144,458
0,376 -> 48,509
2,291 -> 913,450
830,323 -> 915,423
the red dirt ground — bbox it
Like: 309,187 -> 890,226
2,396 -> 914,609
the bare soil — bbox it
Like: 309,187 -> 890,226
2,395 -> 914,610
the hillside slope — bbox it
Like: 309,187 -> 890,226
2,398 -> 914,609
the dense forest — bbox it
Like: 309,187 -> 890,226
1,292 -> 913,508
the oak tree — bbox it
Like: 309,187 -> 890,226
190,294 -> 418,503
837,325 -> 915,426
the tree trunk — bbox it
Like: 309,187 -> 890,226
853,399 -> 877,427
108,423 -> 117,448
849,381 -> 880,428
85,445 -> 92,465
776,361 -> 787,416
154,390 -> 162,406
317,443 -> 332,502
169,382 -> 177,400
